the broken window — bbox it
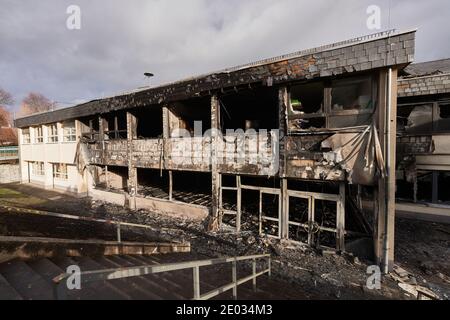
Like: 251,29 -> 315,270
397,104 -> 433,134
439,104 -> 450,118
327,76 -> 376,129
331,76 -> 374,112
168,97 -> 211,138
220,87 -> 278,133
131,107 -> 163,139
290,82 -> 324,114
79,117 -> 99,140
104,112 -> 127,140
288,82 -> 325,131
434,103 -> 450,133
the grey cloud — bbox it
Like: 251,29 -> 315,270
0,0 -> 449,110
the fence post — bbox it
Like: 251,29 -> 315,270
193,266 -> 200,300
53,282 -> 67,300
116,223 -> 121,243
232,259 -> 237,300
252,258 -> 257,292
268,256 -> 271,277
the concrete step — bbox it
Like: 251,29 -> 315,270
94,256 -> 164,300
0,273 -> 23,300
72,257 -> 132,300
107,255 -> 186,299
121,255 -> 190,299
27,258 -> 64,283
0,259 -> 53,300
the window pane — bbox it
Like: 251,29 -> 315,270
332,76 -> 373,111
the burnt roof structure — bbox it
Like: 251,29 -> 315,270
402,58 -> 450,77
15,29 -> 416,128
398,58 -> 450,98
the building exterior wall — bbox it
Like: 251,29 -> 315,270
17,120 -> 86,194
0,164 -> 20,183
13,30 -> 416,271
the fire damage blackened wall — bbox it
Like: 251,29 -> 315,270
396,96 -> 450,205
168,96 -> 211,137
131,107 -> 163,139
171,170 -> 211,204
137,168 -> 212,206
103,111 -> 128,140
219,87 -> 279,132
137,168 -> 169,198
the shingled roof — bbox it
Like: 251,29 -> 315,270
402,58 -> 450,77
15,29 -> 416,128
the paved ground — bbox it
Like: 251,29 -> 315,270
0,183 -> 449,300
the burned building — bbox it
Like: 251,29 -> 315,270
14,30 -> 417,271
397,59 -> 450,214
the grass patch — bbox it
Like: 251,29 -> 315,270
0,188 -> 23,198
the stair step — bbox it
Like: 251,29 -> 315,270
27,259 -> 64,283
0,259 -> 53,300
108,256 -> 184,300
94,257 -> 164,300
72,257 -> 132,300
122,255 -> 192,299
0,273 -> 23,300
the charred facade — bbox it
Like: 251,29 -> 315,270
15,30 -> 418,271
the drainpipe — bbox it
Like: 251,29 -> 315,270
383,68 -> 392,274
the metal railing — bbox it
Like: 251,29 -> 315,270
0,204 -> 156,244
53,254 -> 271,300
0,146 -> 18,161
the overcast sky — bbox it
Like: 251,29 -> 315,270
1,0 -> 449,111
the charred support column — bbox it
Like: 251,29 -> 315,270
210,95 -> 221,231
162,106 -> 173,201
375,68 -> 398,273
236,175 -> 242,232
127,112 -> 138,209
432,171 -> 439,204
278,86 -> 289,239
337,183 -> 346,251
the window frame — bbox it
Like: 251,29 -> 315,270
62,121 -> 77,142
287,74 -> 378,132
22,128 -> 31,144
33,126 -> 43,144
53,163 -> 68,180
31,161 -> 45,176
48,124 -> 59,143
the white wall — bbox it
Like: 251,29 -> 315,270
18,120 -> 86,194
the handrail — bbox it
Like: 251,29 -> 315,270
0,204 -> 159,244
52,254 -> 271,300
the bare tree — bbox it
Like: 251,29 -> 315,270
19,92 -> 55,116
0,107 -> 12,127
0,88 -> 14,127
0,88 -> 14,106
